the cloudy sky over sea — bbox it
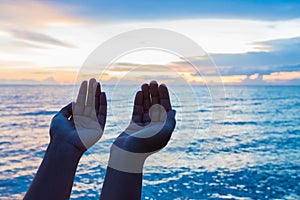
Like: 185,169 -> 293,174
0,0 -> 300,85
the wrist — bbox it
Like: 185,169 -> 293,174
108,144 -> 150,173
48,140 -> 84,161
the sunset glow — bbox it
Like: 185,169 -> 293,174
0,0 -> 299,85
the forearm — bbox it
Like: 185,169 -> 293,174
100,145 -> 148,200
24,141 -> 83,200
100,167 -> 143,200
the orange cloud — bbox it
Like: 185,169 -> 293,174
0,0 -> 89,29
182,73 -> 247,85
249,73 -> 259,80
263,71 -> 300,81
1,60 -> 299,85
0,67 -> 77,84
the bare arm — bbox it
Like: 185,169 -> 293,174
100,81 -> 176,200
24,79 -> 107,200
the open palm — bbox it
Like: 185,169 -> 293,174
50,79 -> 107,152
113,81 -> 176,154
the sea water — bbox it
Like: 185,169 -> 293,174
0,85 -> 299,199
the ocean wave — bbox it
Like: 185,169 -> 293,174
197,109 -> 212,113
220,121 -> 258,125
1,85 -> 299,199
19,111 -> 57,116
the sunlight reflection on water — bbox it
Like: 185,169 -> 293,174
0,85 -> 299,199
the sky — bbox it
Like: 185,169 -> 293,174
0,0 -> 300,85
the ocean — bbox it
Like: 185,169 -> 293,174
0,85 -> 299,199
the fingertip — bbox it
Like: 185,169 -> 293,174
81,80 -> 88,86
95,82 -> 101,96
79,80 -> 88,91
89,78 -> 96,89
150,80 -> 158,85
150,81 -> 159,105
76,81 -> 88,106
158,84 -> 170,97
89,78 -> 96,82
142,84 -> 150,95
158,83 -> 168,90
135,91 -> 143,103
80,80 -> 88,90
136,90 -> 143,99
158,84 -> 171,111
150,81 -> 159,90
142,83 -> 148,88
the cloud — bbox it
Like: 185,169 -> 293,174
251,37 -> 300,52
109,63 -> 172,72
109,62 -> 194,73
208,37 -> 300,76
263,71 -> 300,81
0,77 -> 59,85
10,41 -> 48,49
81,35 -> 300,85
10,29 -> 76,48
100,74 -> 187,85
0,60 -> 36,68
0,0 -> 89,29
140,36 -> 300,85
1,1 -> 300,85
249,73 -> 259,80
0,67 -> 77,84
145,36 -> 300,79
240,74 -> 265,85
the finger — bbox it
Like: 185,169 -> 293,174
149,80 -> 159,105
132,91 -> 143,124
166,109 -> 176,131
141,83 -> 151,124
95,82 -> 101,116
58,102 -> 73,118
99,92 -> 107,116
74,81 -> 87,114
98,92 -> 107,128
86,78 -> 97,107
158,84 -> 171,112
142,83 -> 150,112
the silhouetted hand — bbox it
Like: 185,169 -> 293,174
101,81 -> 176,200
50,78 -> 107,153
108,81 -> 176,173
25,78 -> 107,200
